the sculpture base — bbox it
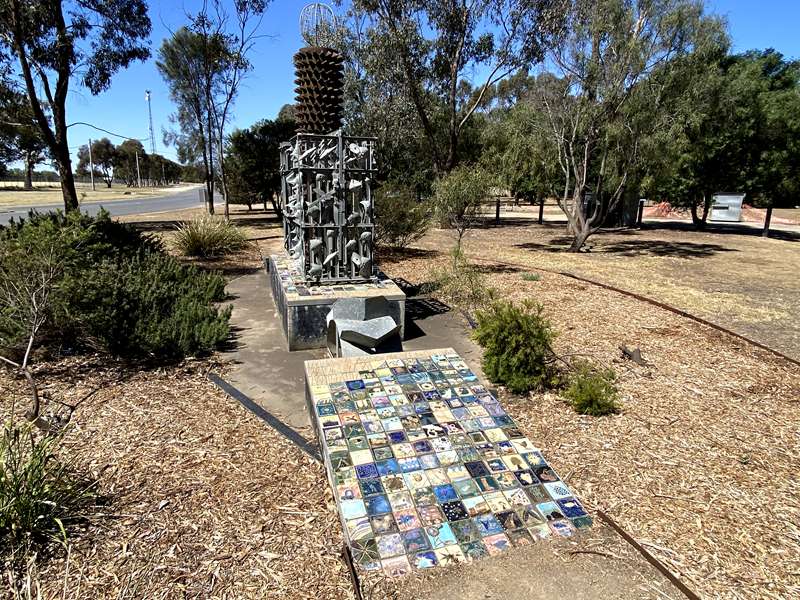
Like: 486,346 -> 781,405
268,254 -> 406,351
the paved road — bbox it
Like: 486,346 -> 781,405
0,185 -> 209,226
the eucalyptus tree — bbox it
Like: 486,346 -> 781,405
0,0 -> 151,211
158,0 -> 268,217
529,0 -> 725,250
76,138 -> 116,187
346,0 -> 565,175
226,117 -> 296,213
0,82 -> 48,189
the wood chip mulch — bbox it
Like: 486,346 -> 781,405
381,244 -> 800,600
1,357 -> 354,599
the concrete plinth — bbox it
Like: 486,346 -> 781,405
267,253 -> 406,351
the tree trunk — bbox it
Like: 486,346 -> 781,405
690,199 -> 708,230
54,147 -> 79,212
568,226 -> 590,252
760,206 -> 773,238
24,151 -> 33,190
217,134 -> 229,220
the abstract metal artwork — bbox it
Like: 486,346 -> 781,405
306,351 -> 592,576
280,4 -> 377,284
293,46 -> 344,134
280,132 -> 377,283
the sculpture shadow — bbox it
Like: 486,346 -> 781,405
472,263 -> 524,274
378,247 -> 441,265
401,290 -> 452,342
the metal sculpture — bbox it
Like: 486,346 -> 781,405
299,2 -> 337,47
280,131 -> 377,283
280,3 -> 376,284
293,46 -> 344,134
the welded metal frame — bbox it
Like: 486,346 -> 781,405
280,130 -> 377,284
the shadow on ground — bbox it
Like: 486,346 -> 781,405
379,247 -> 441,264
642,220 -> 800,242
516,236 -> 737,259
597,239 -> 737,258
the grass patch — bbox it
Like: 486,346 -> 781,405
174,215 -> 248,257
424,248 -> 495,313
0,422 -> 94,555
521,273 -> 541,282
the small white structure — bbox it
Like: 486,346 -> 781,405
710,193 -> 746,222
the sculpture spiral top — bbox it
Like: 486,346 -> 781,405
293,46 -> 344,134
299,2 -> 337,47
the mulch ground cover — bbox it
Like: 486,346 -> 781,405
380,233 -> 800,600
1,356 -> 354,599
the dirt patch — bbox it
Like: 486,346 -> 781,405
402,221 -> 800,360
382,243 -> 800,600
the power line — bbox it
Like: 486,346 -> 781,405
66,121 -> 148,142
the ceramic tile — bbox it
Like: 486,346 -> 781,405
312,351 -> 591,575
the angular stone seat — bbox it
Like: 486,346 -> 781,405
326,297 -> 402,357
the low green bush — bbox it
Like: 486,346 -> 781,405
521,273 -> 541,282
472,300 -> 560,394
62,253 -> 230,359
563,360 -> 620,416
0,422 -> 93,552
374,182 -> 429,249
173,215 -> 248,257
0,210 -> 231,361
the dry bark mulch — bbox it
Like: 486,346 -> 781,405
381,244 -> 800,600
1,358 -> 353,599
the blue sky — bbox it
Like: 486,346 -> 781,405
46,0 -> 800,167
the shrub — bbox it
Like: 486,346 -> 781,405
0,210 -> 231,361
563,360 -> 620,416
173,215 -> 248,257
0,422 -> 93,552
425,248 -> 495,314
0,210 -> 162,354
472,300 -> 560,394
61,253 -> 230,359
374,182 -> 429,249
521,273 -> 541,282
432,166 -> 492,252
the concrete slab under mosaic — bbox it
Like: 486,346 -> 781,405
268,253 -> 406,351
304,348 -> 592,577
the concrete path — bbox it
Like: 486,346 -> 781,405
222,267 -> 325,434
221,267 -> 486,434
0,185 -> 211,225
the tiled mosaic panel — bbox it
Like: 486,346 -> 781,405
309,352 -> 592,577
273,254 -> 389,297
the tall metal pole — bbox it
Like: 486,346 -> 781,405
145,90 -> 156,155
135,151 -> 141,188
88,138 -> 96,191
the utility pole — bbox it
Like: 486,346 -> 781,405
145,90 -> 156,155
135,151 -> 141,188
88,138 -> 96,191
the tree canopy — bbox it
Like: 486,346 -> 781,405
0,0 -> 151,210
226,117 -> 296,213
338,0 -> 564,178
